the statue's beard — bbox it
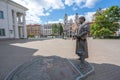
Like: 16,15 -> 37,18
79,21 -> 85,24
80,22 -> 83,24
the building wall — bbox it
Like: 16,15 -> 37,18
0,1 -> 9,38
42,24 -> 52,36
0,0 -> 27,39
27,24 -> 41,37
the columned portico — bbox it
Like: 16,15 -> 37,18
12,10 -> 27,39
14,10 -> 19,39
23,13 -> 27,38
0,0 -> 28,39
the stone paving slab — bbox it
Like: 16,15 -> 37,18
5,56 -> 93,80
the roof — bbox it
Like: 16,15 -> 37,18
27,24 -> 41,26
1,0 -> 28,11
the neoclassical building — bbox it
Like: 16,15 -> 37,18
0,0 -> 28,39
42,24 -> 52,36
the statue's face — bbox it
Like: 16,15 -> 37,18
79,18 -> 84,24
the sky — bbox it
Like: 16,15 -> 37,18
12,0 -> 120,24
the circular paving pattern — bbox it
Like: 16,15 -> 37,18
5,56 -> 94,80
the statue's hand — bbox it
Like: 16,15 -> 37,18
75,35 -> 81,39
74,35 -> 77,38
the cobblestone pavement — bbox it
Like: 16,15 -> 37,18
0,38 -> 120,80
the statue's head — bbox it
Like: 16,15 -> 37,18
65,14 -> 67,16
76,13 -> 78,15
79,16 -> 86,24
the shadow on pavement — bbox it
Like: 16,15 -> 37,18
0,41 -> 38,80
85,63 -> 120,80
5,56 -> 79,80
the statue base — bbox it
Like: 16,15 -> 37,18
5,56 -> 94,80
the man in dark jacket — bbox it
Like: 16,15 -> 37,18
75,16 -> 90,63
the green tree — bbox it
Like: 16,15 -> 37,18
52,23 -> 58,35
91,6 -> 120,38
58,23 -> 63,35
52,23 -> 63,36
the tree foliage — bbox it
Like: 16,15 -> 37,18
58,23 -> 63,35
52,24 -> 58,35
91,6 -> 120,38
52,23 -> 63,36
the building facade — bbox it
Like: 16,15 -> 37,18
42,24 -> 52,36
0,0 -> 28,39
27,24 -> 41,37
63,14 -> 75,37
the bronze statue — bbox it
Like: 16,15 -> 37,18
75,16 -> 90,63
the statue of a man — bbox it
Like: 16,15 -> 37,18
75,16 -> 90,64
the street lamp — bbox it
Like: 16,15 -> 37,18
118,20 -> 120,36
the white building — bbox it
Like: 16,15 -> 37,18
42,24 -> 52,36
0,0 -> 28,39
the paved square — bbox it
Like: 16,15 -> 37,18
0,38 -> 120,80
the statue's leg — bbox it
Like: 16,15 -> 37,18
81,39 -> 87,63
85,39 -> 88,58
77,39 -> 85,63
80,54 -> 85,63
76,39 -> 79,55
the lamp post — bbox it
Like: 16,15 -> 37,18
118,20 -> 120,36
74,13 -> 79,36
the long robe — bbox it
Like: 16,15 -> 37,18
75,23 -> 89,58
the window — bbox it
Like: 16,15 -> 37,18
0,29 -> 5,36
0,11 -> 4,19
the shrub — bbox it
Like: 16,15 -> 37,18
27,35 -> 35,38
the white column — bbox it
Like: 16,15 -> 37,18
23,13 -> 27,38
18,14 -> 21,24
14,11 -> 19,39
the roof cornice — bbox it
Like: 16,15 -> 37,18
1,0 -> 28,11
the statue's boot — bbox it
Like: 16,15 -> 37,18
77,51 -> 85,64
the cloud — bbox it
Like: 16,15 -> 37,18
65,0 -> 99,8
68,12 -> 95,22
83,0 -> 99,8
48,15 -> 78,24
47,11 -> 95,24
12,0 -> 64,24
72,6 -> 78,11
68,14 -> 83,22
84,12 -> 95,21
65,0 -> 74,6
66,12 -> 95,23
12,0 -> 98,24
48,19 -> 63,24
